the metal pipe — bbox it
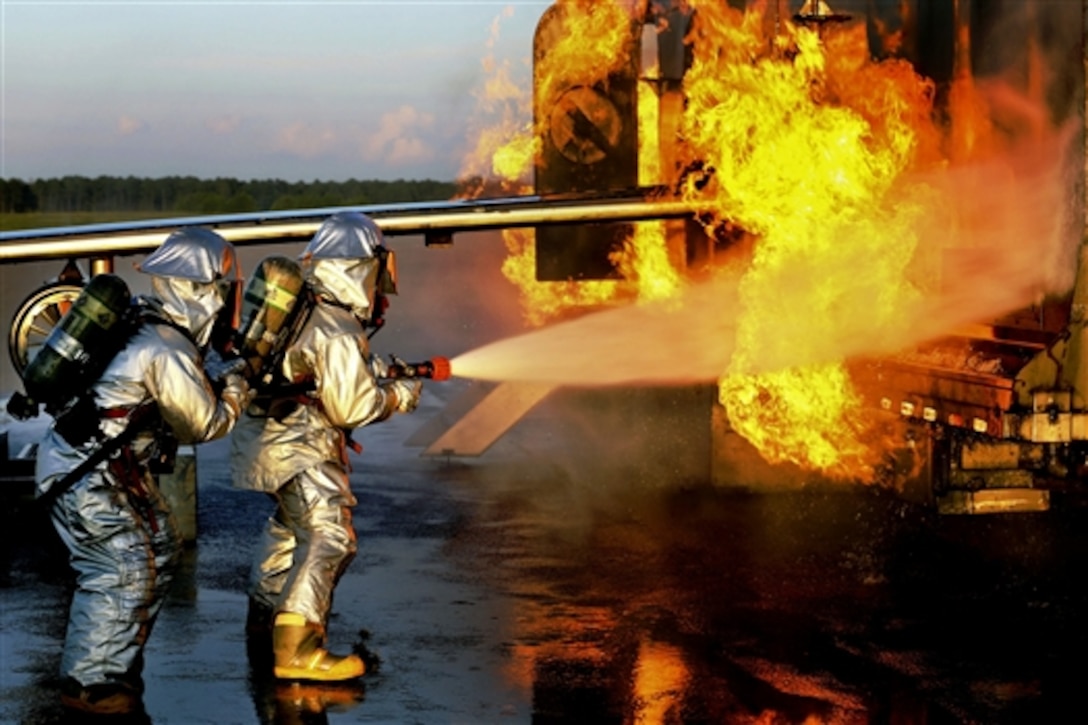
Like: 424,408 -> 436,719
89,257 -> 114,276
0,190 -> 702,264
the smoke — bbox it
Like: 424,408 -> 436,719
969,1 -> 1084,127
855,125 -> 1080,357
375,231 -> 527,364
746,122 -> 1081,373
452,125 -> 1080,386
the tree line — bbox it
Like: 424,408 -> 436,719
0,176 -> 462,215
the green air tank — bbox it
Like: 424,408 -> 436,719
21,273 -> 132,412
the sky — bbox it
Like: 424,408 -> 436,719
0,0 -> 549,183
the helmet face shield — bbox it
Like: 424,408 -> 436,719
216,278 -> 242,331
208,278 -> 243,355
377,247 -> 398,296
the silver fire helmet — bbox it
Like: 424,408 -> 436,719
300,212 -> 397,319
139,227 -> 240,284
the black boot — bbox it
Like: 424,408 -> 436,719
60,679 -> 143,716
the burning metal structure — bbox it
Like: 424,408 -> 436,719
453,0 -> 1088,514
2,0 -> 1087,515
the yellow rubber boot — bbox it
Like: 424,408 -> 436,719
272,612 -> 365,681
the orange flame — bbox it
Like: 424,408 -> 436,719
533,0 -> 635,142
461,1 -> 1068,481
461,0 -> 683,328
678,2 -> 944,480
459,6 -> 535,196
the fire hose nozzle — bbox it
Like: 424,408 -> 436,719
387,356 -> 452,382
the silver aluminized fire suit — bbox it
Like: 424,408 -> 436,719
231,211 -> 420,639
35,228 -> 248,703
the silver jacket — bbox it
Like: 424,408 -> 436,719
37,303 -> 247,496
35,299 -> 246,689
231,301 -> 396,493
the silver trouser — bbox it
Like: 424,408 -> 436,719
248,461 -> 357,626
50,468 -> 180,689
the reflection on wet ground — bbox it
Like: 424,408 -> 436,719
443,461 -> 1088,724
3,398 -> 1088,723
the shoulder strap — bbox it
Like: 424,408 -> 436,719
39,402 -> 161,507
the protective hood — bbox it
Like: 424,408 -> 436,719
306,258 -> 380,318
139,227 -> 241,348
300,212 -> 393,319
151,276 -> 226,348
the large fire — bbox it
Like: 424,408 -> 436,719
461,0 -> 680,327
449,2 -> 1074,715
458,0 -> 1064,481
678,3 -> 946,480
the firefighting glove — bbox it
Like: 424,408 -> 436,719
220,371 -> 253,413
368,353 -> 390,380
384,378 -> 422,413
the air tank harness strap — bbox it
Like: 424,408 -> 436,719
41,402 -> 161,518
101,405 -> 160,534
339,428 -> 363,468
284,379 -> 319,412
106,440 -> 159,535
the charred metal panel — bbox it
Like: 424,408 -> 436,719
532,5 -> 640,281
959,440 -> 1046,470
937,488 -> 1049,514
861,0 -> 954,84
852,359 -> 1016,435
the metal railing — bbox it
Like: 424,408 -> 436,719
0,188 -> 702,264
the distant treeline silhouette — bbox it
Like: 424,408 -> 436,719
0,176 -> 461,215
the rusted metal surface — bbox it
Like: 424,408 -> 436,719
853,358 -> 1016,435
937,488 -> 1050,514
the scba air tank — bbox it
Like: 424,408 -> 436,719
236,255 -> 306,385
22,273 -> 132,412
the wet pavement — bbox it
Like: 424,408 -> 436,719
3,382 -> 1088,724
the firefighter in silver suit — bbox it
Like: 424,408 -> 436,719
35,228 -> 249,716
232,211 -> 421,682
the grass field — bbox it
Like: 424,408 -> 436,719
1,211 -> 196,232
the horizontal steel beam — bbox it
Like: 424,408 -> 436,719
0,188 -> 702,264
